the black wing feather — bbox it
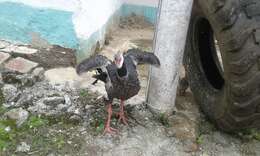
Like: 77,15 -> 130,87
76,55 -> 111,75
92,72 -> 107,83
125,49 -> 160,67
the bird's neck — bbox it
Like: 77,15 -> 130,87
117,62 -> 127,77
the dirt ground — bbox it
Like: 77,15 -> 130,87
43,16 -> 260,156
1,15 -> 260,156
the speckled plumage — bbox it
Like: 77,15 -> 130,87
105,56 -> 141,103
76,48 -> 160,133
76,48 -> 160,104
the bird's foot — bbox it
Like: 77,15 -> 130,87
116,112 -> 128,125
103,126 -> 118,135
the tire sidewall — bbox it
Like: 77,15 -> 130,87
184,2 -> 227,122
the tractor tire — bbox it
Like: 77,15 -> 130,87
184,0 -> 260,132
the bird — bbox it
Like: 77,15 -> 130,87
76,48 -> 160,134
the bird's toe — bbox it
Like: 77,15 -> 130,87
117,113 -> 128,125
103,126 -> 118,135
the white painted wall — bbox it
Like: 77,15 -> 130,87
123,0 -> 159,7
73,0 -> 122,39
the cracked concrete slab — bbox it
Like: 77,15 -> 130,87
5,57 -> 38,73
2,45 -> 38,54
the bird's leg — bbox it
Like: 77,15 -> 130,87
117,99 -> 128,125
103,103 -> 118,134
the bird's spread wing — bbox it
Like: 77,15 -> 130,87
125,49 -> 160,67
76,55 -> 111,75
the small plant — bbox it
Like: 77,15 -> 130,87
0,107 -> 7,116
90,117 -> 105,135
0,115 -> 49,151
53,135 -> 66,149
25,116 -> 48,129
196,135 -> 203,144
240,128 -> 260,141
0,89 -> 7,116
159,113 -> 169,127
0,119 -> 17,151
95,120 -> 105,133
79,89 -> 89,98
0,122 -> 12,150
0,89 -> 4,105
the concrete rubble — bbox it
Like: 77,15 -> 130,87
0,52 -> 10,64
0,23 -> 259,155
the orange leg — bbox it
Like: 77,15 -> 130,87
117,99 -> 128,125
103,103 -> 118,134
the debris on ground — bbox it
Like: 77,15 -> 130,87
119,13 -> 154,29
4,108 -> 29,127
16,142 -> 30,153
0,41 -> 76,69
0,16 -> 259,156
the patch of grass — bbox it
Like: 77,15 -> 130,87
0,139 -> 9,152
0,90 -> 6,116
0,89 -> 4,105
52,135 -> 66,149
252,130 -> 260,141
0,110 -> 84,155
238,128 -> 260,141
0,115 -> 83,155
96,121 -> 105,133
79,89 -> 89,98
0,107 -> 7,116
159,113 -> 170,127
0,119 -> 17,151
24,116 -> 48,129
196,135 -> 203,144
30,132 -> 50,150
90,118 -> 105,135
0,115 -> 49,152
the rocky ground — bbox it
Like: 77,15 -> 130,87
0,15 -> 260,156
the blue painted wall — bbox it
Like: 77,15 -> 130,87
0,2 -> 78,48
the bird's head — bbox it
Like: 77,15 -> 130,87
114,51 -> 124,69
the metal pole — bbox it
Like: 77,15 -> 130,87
146,0 -> 194,114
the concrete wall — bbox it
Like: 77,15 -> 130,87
0,1 -> 78,48
0,0 -> 159,61
73,0 -> 122,39
0,0 -> 122,48
74,0 -> 122,61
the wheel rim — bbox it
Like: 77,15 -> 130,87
194,17 -> 225,90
